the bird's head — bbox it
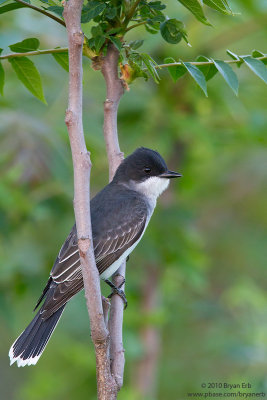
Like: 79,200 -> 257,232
113,147 -> 182,199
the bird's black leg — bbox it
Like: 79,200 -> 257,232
104,278 -> 127,309
126,255 -> 130,262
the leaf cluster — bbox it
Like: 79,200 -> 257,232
0,38 -> 69,102
0,0 -> 266,100
164,50 -> 267,97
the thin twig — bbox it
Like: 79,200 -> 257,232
0,48 -> 68,60
124,20 -> 147,33
101,43 -> 125,390
154,55 -> 267,70
63,1 -> 117,399
2,48 -> 265,73
15,0 -> 66,27
108,272 -> 126,389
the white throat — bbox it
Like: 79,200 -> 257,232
129,176 -> 170,203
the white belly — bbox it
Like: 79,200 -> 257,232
100,235 -> 143,279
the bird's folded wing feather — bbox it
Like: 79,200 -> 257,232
40,193 -> 147,319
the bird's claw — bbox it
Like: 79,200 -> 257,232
108,288 -> 127,309
104,278 -> 127,309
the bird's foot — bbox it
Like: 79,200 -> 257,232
104,279 -> 127,309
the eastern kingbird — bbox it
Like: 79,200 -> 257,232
9,147 -> 181,367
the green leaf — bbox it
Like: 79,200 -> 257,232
94,36 -> 106,53
52,52 -> 69,72
104,6 -> 117,20
177,0 -> 211,26
0,62 -> 4,95
146,18 -> 161,33
46,6 -> 63,17
252,50 -> 267,65
128,59 -> 148,82
141,53 -> 160,83
241,56 -> 267,84
226,49 -> 242,67
195,56 -> 217,81
129,40 -> 144,50
149,14 -> 165,23
164,57 -> 186,82
145,24 -> 159,34
148,1 -> 166,10
106,27 -> 122,35
47,0 -> 61,5
87,37 -> 95,50
212,59 -> 238,95
195,55 -> 209,75
9,38 -> 40,53
81,1 -> 106,23
182,61 -> 208,96
0,2 -> 27,14
251,50 -> 264,58
160,19 -> 185,44
203,0 -> 233,15
108,36 -> 122,51
226,49 -> 239,60
140,4 -> 150,19
205,67 -> 217,81
8,57 -> 46,103
91,25 -> 103,37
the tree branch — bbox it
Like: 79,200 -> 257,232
0,48 -> 68,60
124,20 -> 147,33
101,43 -> 125,390
15,0 -> 66,27
155,55 -> 267,70
101,44 -> 124,180
108,272 -> 126,388
2,50 -> 265,72
63,2 -> 117,399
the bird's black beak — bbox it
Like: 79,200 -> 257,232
160,170 -> 182,179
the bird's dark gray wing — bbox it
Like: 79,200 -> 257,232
50,226 -> 80,283
93,205 -> 147,275
39,185 -> 148,319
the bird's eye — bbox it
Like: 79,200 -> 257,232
144,167 -> 151,174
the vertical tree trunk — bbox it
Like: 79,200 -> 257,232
63,3 -> 122,399
101,43 -> 126,389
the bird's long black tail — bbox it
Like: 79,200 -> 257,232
9,304 -> 65,367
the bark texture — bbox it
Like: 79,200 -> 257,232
101,43 -> 126,390
63,2 -> 120,399
101,44 -> 125,180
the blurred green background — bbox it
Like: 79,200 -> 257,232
1,1 -> 267,399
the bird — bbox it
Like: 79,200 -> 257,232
9,147 -> 182,367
